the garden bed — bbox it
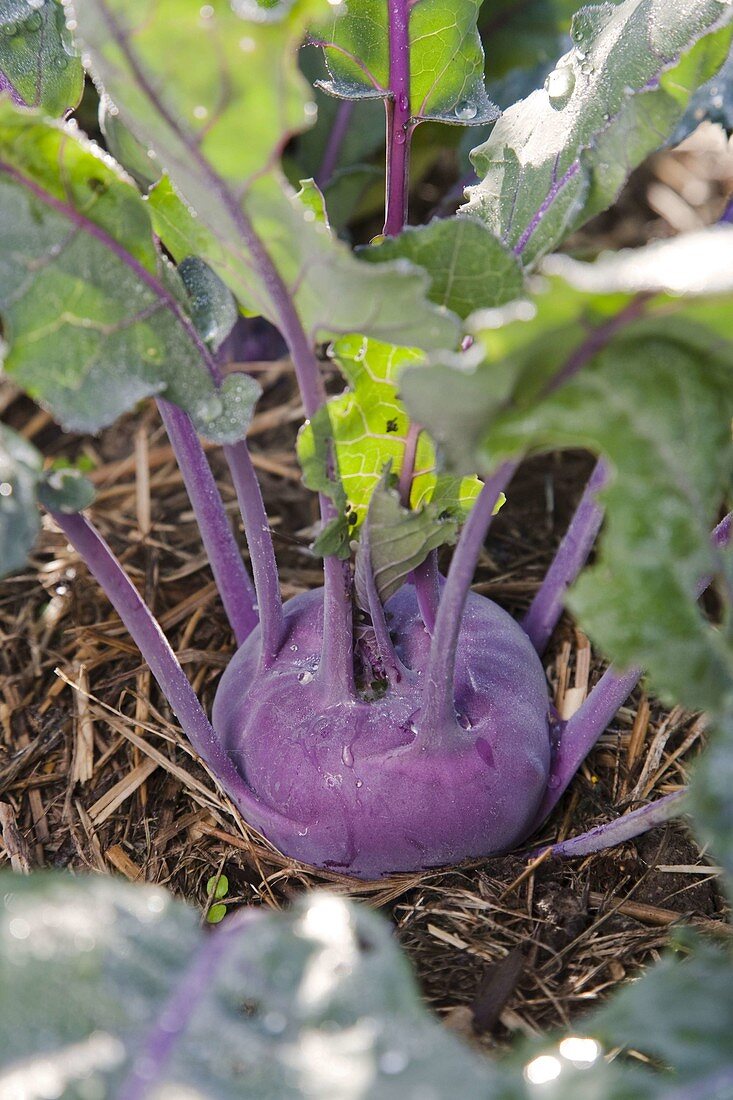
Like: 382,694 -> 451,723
1,349 -> 728,1049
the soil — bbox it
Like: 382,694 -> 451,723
1,125 -> 732,1051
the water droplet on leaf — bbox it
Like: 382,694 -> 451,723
454,100 -> 477,121
545,65 -> 575,107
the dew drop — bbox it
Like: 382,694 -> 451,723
26,11 -> 43,31
0,482 -> 13,498
398,93 -> 409,112
355,779 -> 363,789
193,104 -> 208,120
1,21 -> 19,37
394,129 -> 407,145
297,670 -> 314,685
290,644 -> 298,652
456,712 -> 472,730
454,99 -> 477,121
341,744 -> 354,767
544,65 -> 575,107
53,54 -> 69,70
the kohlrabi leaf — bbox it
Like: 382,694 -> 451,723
150,175 -> 458,349
451,326 -> 733,712
98,96 -> 161,191
671,43 -> 733,143
296,404 -> 351,559
355,471 -> 461,609
0,875 -> 504,1097
297,334 -> 482,530
0,422 -> 41,578
464,0 -> 733,267
360,217 -> 525,318
314,0 -> 498,125
70,0 -> 459,353
69,0 -> 319,194
37,464 -> 95,513
0,424 -> 95,578
542,224 -> 733,297
588,937 -> 733,1085
295,176 -> 329,226
0,0 -> 82,115
690,701 -> 733,883
0,106 -> 260,442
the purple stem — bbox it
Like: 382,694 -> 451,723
157,400 -> 257,646
224,441 -> 284,668
412,553 -> 441,635
532,510 -> 733,829
51,510 -> 294,836
361,528 -> 408,687
418,461 -> 519,736
383,0 -> 413,236
316,100 -> 354,189
530,789 -> 688,860
522,458 -> 608,654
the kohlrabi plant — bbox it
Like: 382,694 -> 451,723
1,0 -> 733,886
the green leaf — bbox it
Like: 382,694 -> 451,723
0,0 -> 83,115
0,873 -> 505,1096
315,0 -> 498,125
671,44 -> 733,141
355,469 -> 496,609
589,938 -> 733,1085
0,422 -> 41,579
294,176 -> 329,227
690,700 -> 733,883
0,106 -> 259,442
206,873 -> 229,900
360,217 -> 525,318
70,0 -> 459,352
206,902 -> 228,924
37,465 -> 95,513
98,96 -> 161,191
296,402 -> 352,559
69,0 -> 319,194
475,328 -> 733,711
542,225 -> 733,297
464,0 -> 733,267
297,334 -> 482,531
